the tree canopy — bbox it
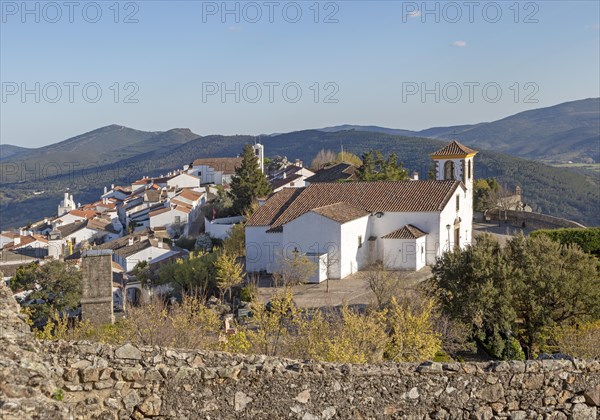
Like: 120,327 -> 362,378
356,150 -> 409,181
11,260 -> 82,327
229,144 -> 271,214
429,233 -> 600,359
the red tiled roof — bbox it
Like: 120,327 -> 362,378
311,202 -> 369,224
149,207 -> 171,217
248,188 -> 303,228
178,189 -> 203,201
431,140 -> 478,157
192,157 -> 242,174
69,209 -> 98,219
248,180 -> 463,230
382,224 -> 428,239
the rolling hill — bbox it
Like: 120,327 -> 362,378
1,128 -> 598,229
321,98 -> 600,163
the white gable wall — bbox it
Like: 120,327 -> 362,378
123,246 -> 176,272
339,215 -> 371,278
383,236 -> 427,271
282,212 -> 343,278
370,211 -> 441,265
63,227 -> 100,245
167,174 -> 200,189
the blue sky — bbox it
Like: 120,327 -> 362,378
1,0 -> 599,147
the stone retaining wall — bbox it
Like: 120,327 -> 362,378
40,341 -> 600,419
2,280 -> 599,420
487,210 -> 586,230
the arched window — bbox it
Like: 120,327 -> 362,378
468,160 -> 472,180
444,161 -> 455,180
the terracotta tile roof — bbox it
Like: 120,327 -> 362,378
57,221 -> 88,237
192,157 -> 242,174
1,232 -> 19,239
170,173 -> 199,180
382,224 -> 428,239
271,173 -> 302,190
431,140 -> 478,157
311,202 -> 369,224
112,261 -> 125,273
178,189 -> 203,201
20,235 -> 48,245
149,207 -> 170,217
247,180 -> 463,230
247,188 -> 303,227
170,199 -> 193,209
69,209 -> 98,219
306,162 -> 357,183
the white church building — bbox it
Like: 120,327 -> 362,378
245,141 -> 478,280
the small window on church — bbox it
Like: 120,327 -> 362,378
456,195 -> 460,211
444,161 -> 455,180
468,160 -> 472,180
358,235 -> 363,248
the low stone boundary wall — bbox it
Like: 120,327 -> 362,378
486,210 -> 586,230
40,341 -> 600,419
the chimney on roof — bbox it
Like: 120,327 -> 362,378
111,184 -> 115,189
282,171 -> 287,179
411,171 -> 419,181
295,159 -> 303,168
13,236 -> 21,246
104,186 -> 108,194
128,237 -> 134,246
157,238 -> 163,248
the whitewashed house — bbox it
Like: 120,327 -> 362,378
0,232 -> 19,248
245,141 -> 477,280
97,234 -> 181,272
54,209 -> 97,226
167,173 -> 201,189
269,165 -> 315,193
189,157 -> 242,185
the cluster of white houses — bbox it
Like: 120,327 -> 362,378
2,140 -> 479,294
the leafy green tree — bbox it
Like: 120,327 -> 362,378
229,144 -> 272,214
430,233 -> 600,359
157,251 -> 218,296
214,250 -> 244,302
11,260 -> 82,327
356,150 -> 409,181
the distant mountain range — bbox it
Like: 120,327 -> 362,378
0,99 -> 598,229
320,98 -> 600,163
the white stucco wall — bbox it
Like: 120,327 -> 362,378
124,246 -> 176,272
282,212 -> 344,278
149,209 -> 189,229
438,185 -> 471,252
167,174 -> 200,189
383,236 -> 426,271
63,228 -> 99,245
205,216 -> 245,240
245,227 -> 282,273
339,216 -> 371,279
369,212 -> 441,266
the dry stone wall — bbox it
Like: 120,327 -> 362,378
40,341 -> 600,419
1,282 -> 599,419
